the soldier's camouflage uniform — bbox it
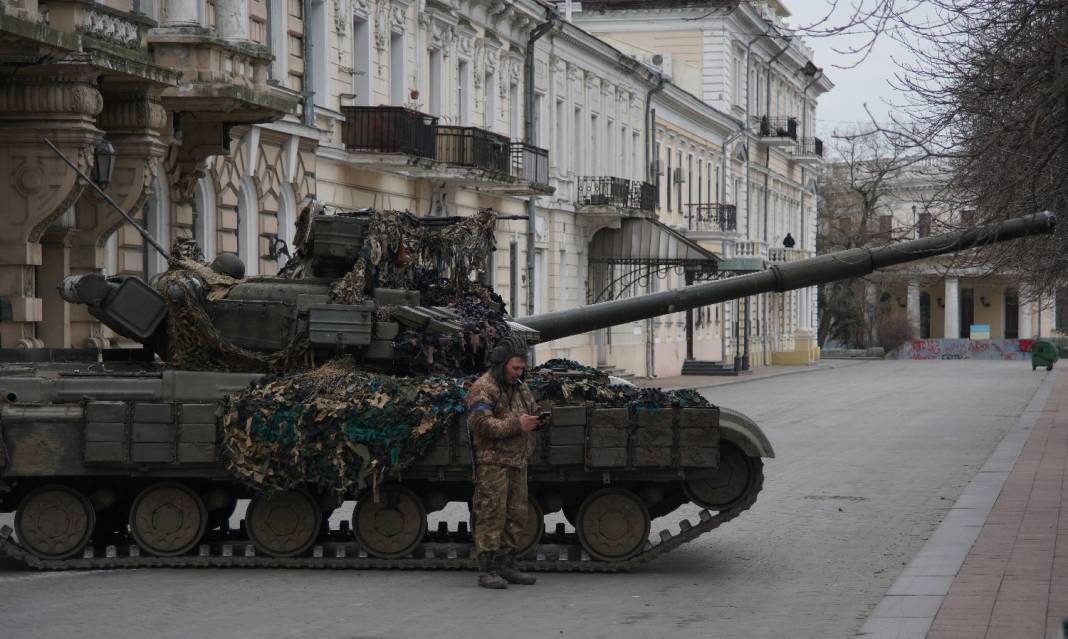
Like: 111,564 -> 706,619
466,371 -> 538,555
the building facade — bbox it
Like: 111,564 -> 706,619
821,158 -> 1059,350
1,0 -> 829,377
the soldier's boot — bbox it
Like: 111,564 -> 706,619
497,553 -> 537,585
477,552 -> 507,589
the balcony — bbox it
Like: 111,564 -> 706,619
685,203 -> 738,234
577,177 -> 656,213
790,137 -> 824,167
342,106 -> 438,158
334,107 -> 550,193
512,143 -> 550,189
768,247 -> 811,263
437,126 -> 512,174
756,116 -> 798,148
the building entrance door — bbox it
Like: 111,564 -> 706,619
961,287 -> 975,338
1005,288 -> 1019,339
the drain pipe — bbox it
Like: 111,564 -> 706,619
524,11 -> 556,322
644,74 -> 667,183
644,74 -> 666,378
301,0 -> 315,126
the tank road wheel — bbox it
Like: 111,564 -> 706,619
576,488 -> 651,562
353,485 -> 427,559
514,497 -> 546,558
683,442 -> 763,511
14,484 -> 96,560
129,483 -> 208,557
246,490 -> 322,558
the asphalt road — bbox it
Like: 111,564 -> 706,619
0,360 -> 1048,639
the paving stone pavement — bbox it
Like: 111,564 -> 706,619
859,368 -> 1068,639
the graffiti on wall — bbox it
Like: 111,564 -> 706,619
893,339 -> 1035,361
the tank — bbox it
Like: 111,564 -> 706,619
0,208 -> 1055,571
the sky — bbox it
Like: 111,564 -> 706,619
783,1 -> 919,139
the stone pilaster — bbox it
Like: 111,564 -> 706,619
906,280 -> 921,339
944,277 -> 960,339
65,89 -> 169,348
0,73 -> 103,348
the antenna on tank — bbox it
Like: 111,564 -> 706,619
43,137 -> 171,262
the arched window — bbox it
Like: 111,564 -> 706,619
276,183 -> 297,267
143,173 -> 169,279
192,174 -> 217,260
237,176 -> 259,277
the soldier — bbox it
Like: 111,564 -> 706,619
467,334 -> 542,589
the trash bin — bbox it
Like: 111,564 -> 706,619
1031,340 -> 1059,371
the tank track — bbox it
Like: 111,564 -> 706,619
0,466 -> 762,573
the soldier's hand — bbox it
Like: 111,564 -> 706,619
519,415 -> 541,431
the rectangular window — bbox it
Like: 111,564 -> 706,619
458,59 -> 470,125
352,17 -> 371,106
633,132 -> 640,181
555,99 -> 565,170
428,49 -> 442,116
1005,288 -> 1019,339
687,153 -> 693,208
390,31 -> 405,106
654,140 -> 662,205
960,209 -> 976,226
533,93 -> 544,145
590,113 -> 598,174
666,147 -> 672,212
606,119 -> 614,172
484,71 -> 496,130
508,82 -> 519,140
918,211 -> 931,237
573,106 -> 582,179
309,0 -> 329,108
697,160 -> 703,208
676,150 -> 683,212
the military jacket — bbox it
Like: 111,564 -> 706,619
466,372 -> 538,467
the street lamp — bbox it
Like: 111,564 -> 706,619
92,138 -> 116,189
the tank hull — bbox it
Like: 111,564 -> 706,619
0,354 -> 768,570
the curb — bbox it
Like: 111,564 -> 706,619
855,369 -> 1057,638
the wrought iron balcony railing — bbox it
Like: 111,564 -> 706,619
511,143 -> 549,186
437,126 -> 512,174
686,203 -> 737,232
341,106 -> 439,158
577,176 -> 655,212
794,137 -> 824,157
757,116 -> 798,139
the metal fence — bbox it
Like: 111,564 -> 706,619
510,143 -> 549,186
686,203 -> 738,232
437,126 -> 511,174
795,137 -> 824,157
341,106 -> 438,158
758,116 -> 798,139
578,176 -> 656,211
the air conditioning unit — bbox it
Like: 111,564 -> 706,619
650,160 -> 663,176
648,52 -> 673,79
672,167 -> 685,184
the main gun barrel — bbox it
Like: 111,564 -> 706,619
523,211 -> 1057,344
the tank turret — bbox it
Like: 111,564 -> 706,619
61,209 -> 1055,374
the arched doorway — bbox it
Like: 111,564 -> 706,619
142,174 -> 169,278
193,174 -> 217,260
237,176 -> 259,277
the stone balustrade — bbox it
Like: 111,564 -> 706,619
40,0 -> 156,50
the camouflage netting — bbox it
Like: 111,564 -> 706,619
155,239 -> 309,373
223,357 -> 469,496
222,359 -> 713,495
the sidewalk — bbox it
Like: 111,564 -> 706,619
859,368 -> 1067,638
633,358 -> 864,391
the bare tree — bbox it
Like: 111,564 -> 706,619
817,129 -> 918,347
799,0 -> 1068,303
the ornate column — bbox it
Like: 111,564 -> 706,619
1018,286 -> 1034,339
215,0 -> 250,41
944,277 -> 960,339
162,0 -> 201,27
0,73 -> 103,348
906,280 -> 921,339
64,88 -> 169,348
